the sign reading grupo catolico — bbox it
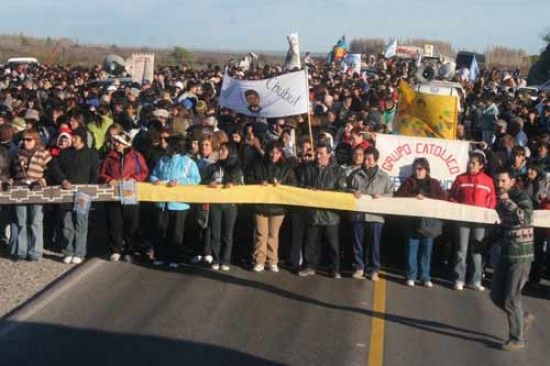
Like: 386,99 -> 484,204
376,134 -> 470,188
219,69 -> 309,117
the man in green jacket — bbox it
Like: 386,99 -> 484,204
490,167 -> 535,351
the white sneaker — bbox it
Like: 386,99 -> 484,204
110,253 -> 121,262
153,260 -> 165,266
63,256 -> 74,264
406,279 -> 415,287
220,264 -> 230,271
470,283 -> 485,291
190,255 -> 202,264
423,281 -> 433,288
168,262 -> 179,269
370,272 -> 379,282
211,264 -> 220,271
454,281 -> 464,291
71,257 -> 83,265
253,264 -> 264,272
204,255 -> 213,264
268,264 -> 279,273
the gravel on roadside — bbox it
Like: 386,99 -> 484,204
0,245 -> 77,318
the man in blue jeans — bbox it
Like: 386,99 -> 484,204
49,128 -> 99,265
348,147 -> 394,281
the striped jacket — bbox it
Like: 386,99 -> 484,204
10,147 -> 52,187
495,187 -> 534,264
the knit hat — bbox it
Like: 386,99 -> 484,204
112,132 -> 132,146
57,132 -> 72,146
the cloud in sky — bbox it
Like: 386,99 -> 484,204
0,0 -> 548,54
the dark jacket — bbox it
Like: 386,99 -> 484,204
49,146 -> 100,185
202,144 -> 244,209
395,176 -> 447,232
299,160 -> 345,225
245,158 -> 297,216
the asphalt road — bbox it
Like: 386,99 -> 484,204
0,259 -> 549,366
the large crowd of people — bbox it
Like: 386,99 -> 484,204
0,53 -> 548,349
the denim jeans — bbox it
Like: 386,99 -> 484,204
61,209 -> 90,258
352,221 -> 383,272
406,233 -> 434,282
209,204 -> 238,266
454,225 -> 485,285
12,205 -> 44,260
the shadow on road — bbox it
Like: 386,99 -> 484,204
142,261 -> 502,347
0,320 -> 284,366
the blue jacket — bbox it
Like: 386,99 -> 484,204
149,154 -> 201,210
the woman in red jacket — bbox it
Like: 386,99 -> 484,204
100,132 -> 149,262
449,151 -> 496,291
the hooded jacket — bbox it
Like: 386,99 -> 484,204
149,153 -> 201,211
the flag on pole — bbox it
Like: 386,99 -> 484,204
470,56 -> 479,82
219,70 -> 309,118
384,37 -> 397,59
395,80 -> 459,139
284,33 -> 301,70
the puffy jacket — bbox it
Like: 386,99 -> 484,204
100,148 -> 149,183
347,166 -> 394,223
149,154 -> 201,211
299,160 -> 345,226
245,159 -> 297,216
449,171 -> 496,209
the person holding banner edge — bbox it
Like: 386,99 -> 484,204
348,146 -> 394,281
449,151 -> 496,291
395,157 -> 447,287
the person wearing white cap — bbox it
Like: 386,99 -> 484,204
100,131 -> 149,263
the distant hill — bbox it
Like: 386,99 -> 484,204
0,34 -> 285,67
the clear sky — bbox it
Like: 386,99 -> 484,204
1,0 -> 548,55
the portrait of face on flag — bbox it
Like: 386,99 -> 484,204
219,69 -> 309,117
396,80 -> 459,140
376,134 -> 470,188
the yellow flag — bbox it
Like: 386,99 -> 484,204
396,80 -> 458,139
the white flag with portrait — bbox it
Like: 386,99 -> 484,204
219,70 -> 308,117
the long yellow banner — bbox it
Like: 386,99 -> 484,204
136,183 -> 550,228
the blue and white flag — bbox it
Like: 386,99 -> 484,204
470,56 -> 479,82
384,37 -> 397,59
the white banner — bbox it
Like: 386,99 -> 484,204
131,53 -> 155,84
219,70 -> 308,117
376,134 -> 470,189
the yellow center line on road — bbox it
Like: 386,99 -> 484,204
368,271 -> 387,366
